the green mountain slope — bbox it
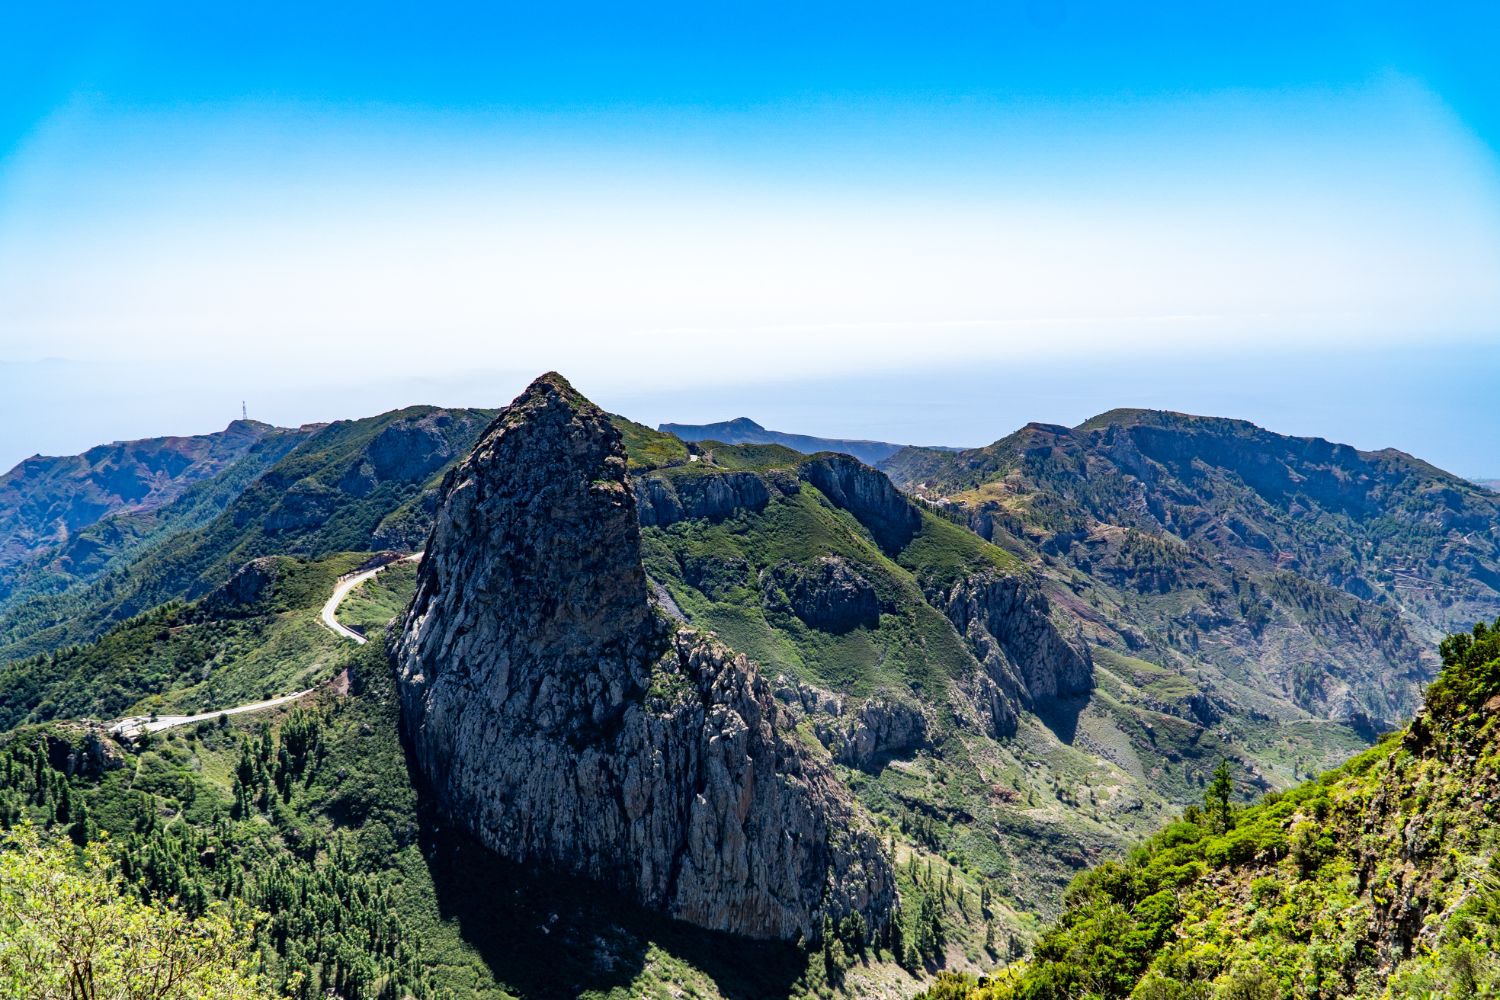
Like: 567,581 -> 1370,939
0,419 -> 284,577
0,566 -> 911,1000
0,422 -> 314,611
0,406 -> 494,663
922,615 -> 1500,1000
624,432 -> 1366,956
881,410 -> 1500,733
0,553 -> 362,730
3,389 -> 1496,1000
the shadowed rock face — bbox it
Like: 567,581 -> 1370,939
762,556 -> 882,633
799,455 -> 921,555
394,373 -> 894,941
933,571 -> 1094,737
635,471 -> 771,527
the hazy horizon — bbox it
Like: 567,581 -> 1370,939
4,4 -> 1499,477
7,342 -> 1500,482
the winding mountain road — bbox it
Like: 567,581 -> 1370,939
109,691 -> 317,739
319,552 -> 423,644
109,552 -> 422,739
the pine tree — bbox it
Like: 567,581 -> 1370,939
1206,758 -> 1234,833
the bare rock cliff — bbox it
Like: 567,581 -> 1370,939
393,373 -> 894,941
933,571 -> 1094,737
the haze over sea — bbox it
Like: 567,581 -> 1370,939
3,2 -> 1498,473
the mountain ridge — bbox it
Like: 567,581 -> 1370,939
660,416 -> 955,467
879,406 -> 1500,733
0,419 -> 285,572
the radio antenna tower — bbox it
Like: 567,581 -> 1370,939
242,401 -> 248,421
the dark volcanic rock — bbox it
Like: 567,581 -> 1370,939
799,455 -> 921,554
394,373 -> 894,941
762,556 -> 881,633
634,470 -> 771,527
933,570 -> 1094,737
263,481 -> 338,533
41,723 -> 128,777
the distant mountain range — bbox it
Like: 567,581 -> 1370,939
658,416 -> 954,467
0,406 -> 494,663
0,419 -> 282,573
3,387 -> 1499,998
882,408 -> 1500,732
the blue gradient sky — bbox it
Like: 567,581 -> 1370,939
2,3 -> 1499,474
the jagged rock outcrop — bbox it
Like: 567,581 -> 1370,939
775,678 -> 930,770
799,455 -> 921,554
394,373 -> 894,941
933,570 -> 1094,736
761,556 -> 882,633
199,557 -> 281,617
634,470 -> 771,527
40,723 -> 128,776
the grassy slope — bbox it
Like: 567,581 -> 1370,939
0,406 -> 493,664
919,617 -> 1500,1000
337,560 -> 420,633
0,554 -> 364,729
633,446 -> 1309,960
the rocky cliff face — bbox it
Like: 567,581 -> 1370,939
394,373 -> 894,941
933,571 -> 1093,736
800,455 -> 921,554
774,677 -> 930,771
635,470 -> 771,527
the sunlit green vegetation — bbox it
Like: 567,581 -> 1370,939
0,555 -> 361,728
0,823 -> 273,1000
916,617 -> 1500,1000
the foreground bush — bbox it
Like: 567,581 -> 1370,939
0,824 -> 271,1000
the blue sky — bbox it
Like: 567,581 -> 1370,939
2,3 -> 1499,474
